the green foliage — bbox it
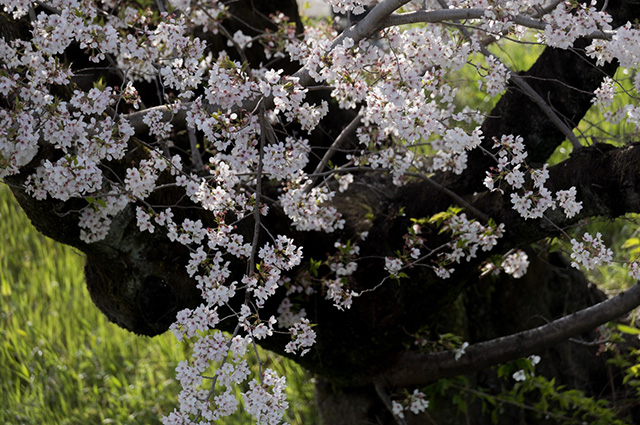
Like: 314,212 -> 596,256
422,357 -> 632,425
0,184 -> 317,425
427,206 -> 463,228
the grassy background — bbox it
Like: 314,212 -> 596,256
0,184 -> 317,425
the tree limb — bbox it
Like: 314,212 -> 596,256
292,0 -> 412,87
379,281 -> 640,387
383,9 -> 611,40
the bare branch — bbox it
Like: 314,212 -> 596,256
509,73 -> 583,152
309,109 -> 363,188
379,282 -> 640,387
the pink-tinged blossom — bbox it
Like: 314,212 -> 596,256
143,109 -> 173,139
228,30 -> 252,50
124,161 -> 159,199
136,207 -> 155,233
263,137 -> 310,180
481,55 -> 510,96
0,110 -> 40,177
196,274 -> 235,307
205,60 -> 255,109
408,389 -> 430,414
442,213 -> 505,264
337,173 -> 354,192
504,166 -> 525,189
555,187 -> 582,218
242,369 -> 288,425
0,73 -> 17,95
208,390 -> 240,420
324,0 -> 371,15
170,305 -> 220,341
434,266 -> 453,279
70,87 -> 114,116
162,409 -> 190,425
510,188 -> 554,220
75,195 -> 129,243
385,257 -> 403,276
626,105 -> 640,131
539,1 -> 612,49
392,400 -> 405,419
570,232 -> 613,270
186,246 -> 207,277
325,279 -> 357,310
531,164 -> 549,189
284,317 -> 316,356
592,77 -> 616,108
277,297 -> 307,328
27,155 -> 103,201
279,177 -> 345,232
431,127 -> 484,175
501,250 -> 529,278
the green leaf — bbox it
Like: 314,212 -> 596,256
84,196 -> 107,208
622,237 -> 640,249
616,324 -> 640,335
309,258 -> 321,277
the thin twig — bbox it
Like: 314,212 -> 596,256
509,72 -> 583,152
247,99 -> 266,277
407,172 -> 490,222
308,110 -> 363,190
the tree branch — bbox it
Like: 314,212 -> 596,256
293,0 -> 412,87
382,9 -> 611,40
379,281 -> 640,387
309,109 -> 362,188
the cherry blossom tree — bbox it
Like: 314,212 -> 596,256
3,0 -> 640,423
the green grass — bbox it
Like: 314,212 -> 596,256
0,184 -> 317,425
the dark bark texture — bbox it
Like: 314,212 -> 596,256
4,0 -> 640,424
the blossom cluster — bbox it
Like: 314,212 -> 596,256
387,210 -> 505,280
570,232 -> 614,271
435,212 -> 505,278
391,389 -> 430,419
539,0 -> 612,49
484,135 -> 582,220
501,250 -> 529,279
